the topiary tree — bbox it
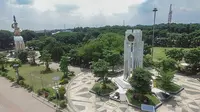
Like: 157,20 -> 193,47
129,68 -> 153,94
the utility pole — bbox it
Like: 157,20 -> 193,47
152,8 -> 158,59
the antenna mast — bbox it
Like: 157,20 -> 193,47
168,4 -> 172,25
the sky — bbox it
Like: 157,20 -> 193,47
0,0 -> 199,31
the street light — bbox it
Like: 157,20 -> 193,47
13,64 -> 19,83
152,7 -> 158,59
52,76 -> 60,112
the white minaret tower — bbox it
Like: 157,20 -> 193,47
123,29 -> 144,81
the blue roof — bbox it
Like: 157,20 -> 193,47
141,104 -> 155,112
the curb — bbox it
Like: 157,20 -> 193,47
31,93 -> 69,112
169,87 -> 184,95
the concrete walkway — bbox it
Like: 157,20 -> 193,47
0,77 -> 55,112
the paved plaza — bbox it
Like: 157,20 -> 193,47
67,72 -> 140,112
158,74 -> 200,112
0,77 -> 55,112
67,72 -> 200,112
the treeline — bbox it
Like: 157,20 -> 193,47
73,23 -> 200,48
1,23 -> 200,65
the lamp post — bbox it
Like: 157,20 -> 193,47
13,64 -> 19,83
52,76 -> 60,112
152,8 -> 158,59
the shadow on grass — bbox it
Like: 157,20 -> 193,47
40,70 -> 54,74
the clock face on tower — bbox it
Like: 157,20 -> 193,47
127,34 -> 134,42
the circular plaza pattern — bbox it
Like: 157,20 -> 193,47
67,72 -> 140,112
67,72 -> 200,112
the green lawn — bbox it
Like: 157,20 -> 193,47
7,64 -> 63,91
92,81 -> 118,95
155,80 -> 181,93
126,90 -> 160,107
153,47 -> 190,61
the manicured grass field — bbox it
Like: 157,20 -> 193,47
7,64 -> 63,91
126,90 -> 160,107
153,47 -> 190,61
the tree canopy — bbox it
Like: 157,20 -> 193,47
129,68 -> 153,94
59,56 -> 69,78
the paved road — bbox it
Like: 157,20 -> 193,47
0,77 -> 55,112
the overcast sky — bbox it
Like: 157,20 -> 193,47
0,0 -> 199,31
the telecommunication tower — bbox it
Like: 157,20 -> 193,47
168,4 -> 172,25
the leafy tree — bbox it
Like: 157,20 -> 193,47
60,56 -> 69,78
159,58 -> 176,72
21,30 -> 38,42
166,48 -> 184,62
103,50 -> 122,72
0,30 -> 13,49
184,47 -> 200,73
91,59 -> 109,86
26,40 -> 43,50
144,44 -> 151,55
78,33 -> 123,66
51,44 -> 64,62
17,50 -> 28,64
156,70 -> 175,91
143,54 -> 154,68
28,50 -> 37,65
0,53 -> 7,71
129,68 -> 152,94
40,50 -> 52,71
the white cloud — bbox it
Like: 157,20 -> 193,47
0,0 -> 200,31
